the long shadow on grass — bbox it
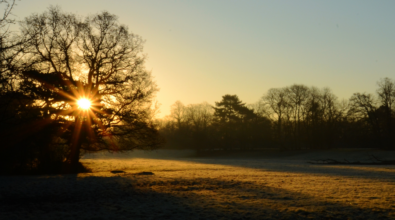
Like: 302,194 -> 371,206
173,157 -> 395,182
0,174 -> 393,220
86,150 -> 395,181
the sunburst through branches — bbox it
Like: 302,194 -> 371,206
77,98 -> 91,110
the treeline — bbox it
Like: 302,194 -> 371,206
158,78 -> 395,151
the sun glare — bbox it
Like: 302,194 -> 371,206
77,98 -> 91,110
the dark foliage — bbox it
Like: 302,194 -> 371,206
159,95 -> 273,151
0,7 -> 163,174
159,79 -> 395,152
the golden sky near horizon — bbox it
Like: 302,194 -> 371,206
11,0 -> 395,117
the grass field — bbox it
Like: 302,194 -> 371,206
1,149 -> 395,219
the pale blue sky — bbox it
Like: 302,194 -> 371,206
11,0 -> 395,117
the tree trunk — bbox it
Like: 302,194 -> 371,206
68,116 -> 83,172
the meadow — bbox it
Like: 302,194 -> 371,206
1,149 -> 395,220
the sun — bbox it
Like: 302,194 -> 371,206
77,98 -> 91,110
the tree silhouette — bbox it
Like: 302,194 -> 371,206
170,100 -> 187,130
262,88 -> 290,148
213,94 -> 255,123
376,78 -> 395,148
160,78 -> 395,152
213,95 -> 261,150
0,7 -> 163,173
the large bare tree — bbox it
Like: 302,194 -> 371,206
5,7 -> 162,171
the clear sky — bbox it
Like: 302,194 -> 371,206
11,0 -> 395,117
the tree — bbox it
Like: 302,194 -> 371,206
164,101 -> 214,150
261,85 -> 345,149
349,93 -> 377,122
185,102 -> 213,131
184,102 -> 214,150
285,84 -> 310,147
213,94 -> 259,149
213,94 -> 255,123
377,78 -> 395,111
0,0 -> 16,33
0,0 -> 48,173
170,100 -> 187,130
0,0 -> 25,93
262,88 -> 290,147
304,87 -> 341,148
348,92 -> 383,147
1,7 -> 163,172
0,0 -> 17,49
376,78 -> 395,148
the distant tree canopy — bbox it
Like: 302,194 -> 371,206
160,95 -> 272,151
211,95 -> 270,150
159,78 -> 395,151
213,94 -> 256,124
0,6 -> 163,173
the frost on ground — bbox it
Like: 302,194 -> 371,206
1,150 -> 395,220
